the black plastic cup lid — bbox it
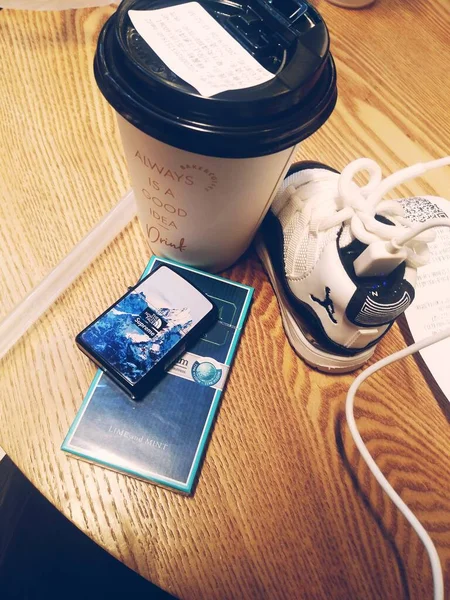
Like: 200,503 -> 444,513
94,0 -> 337,158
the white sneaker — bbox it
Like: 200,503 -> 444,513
256,157 -> 450,373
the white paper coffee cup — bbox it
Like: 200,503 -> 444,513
118,116 -> 299,271
95,0 -> 337,271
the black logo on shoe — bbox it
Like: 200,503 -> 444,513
347,287 -> 413,326
311,287 -> 337,324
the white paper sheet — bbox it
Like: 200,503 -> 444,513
404,196 -> 450,400
129,2 -> 274,97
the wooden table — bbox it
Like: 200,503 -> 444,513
1,1 -> 449,598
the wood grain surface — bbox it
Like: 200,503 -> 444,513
1,1 -> 449,598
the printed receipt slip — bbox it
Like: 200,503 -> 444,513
62,256 -> 253,494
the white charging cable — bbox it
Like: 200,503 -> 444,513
346,325 -> 450,600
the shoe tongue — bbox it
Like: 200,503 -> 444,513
272,168 -> 339,216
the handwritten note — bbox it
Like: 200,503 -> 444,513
129,2 -> 274,97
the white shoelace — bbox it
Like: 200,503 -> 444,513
277,157 -> 450,269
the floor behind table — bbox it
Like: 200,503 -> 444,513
0,455 -> 177,600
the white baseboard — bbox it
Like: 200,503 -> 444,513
0,447 -> 5,462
